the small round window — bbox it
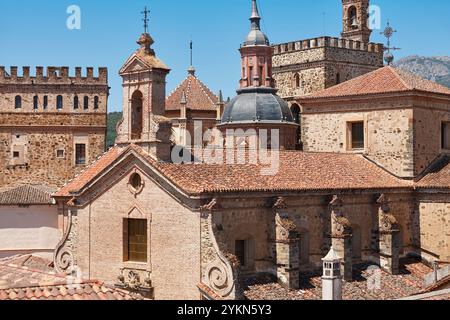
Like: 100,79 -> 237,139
129,173 -> 143,194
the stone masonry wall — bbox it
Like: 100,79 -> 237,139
272,37 -> 383,99
0,66 -> 108,189
301,101 -> 414,178
214,192 -> 413,273
416,193 -> 450,262
0,131 -> 104,188
413,100 -> 450,176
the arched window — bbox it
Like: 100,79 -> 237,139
43,96 -> 48,110
33,96 -> 38,110
131,91 -> 143,140
348,6 -> 358,28
56,95 -> 63,110
83,96 -> 89,110
94,96 -> 99,109
291,104 -> 301,149
14,95 -> 22,109
73,96 -> 79,109
294,73 -> 301,88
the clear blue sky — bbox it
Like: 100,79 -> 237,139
1,0 -> 449,112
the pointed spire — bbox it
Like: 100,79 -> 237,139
218,90 -> 224,104
250,0 -> 262,30
243,0 -> 269,47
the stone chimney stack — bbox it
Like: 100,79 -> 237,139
322,247 -> 343,301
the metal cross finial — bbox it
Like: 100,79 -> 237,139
141,6 -> 151,33
380,20 -> 401,65
190,40 -> 193,67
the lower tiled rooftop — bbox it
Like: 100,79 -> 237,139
244,257 -> 437,300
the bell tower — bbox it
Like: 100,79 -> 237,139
341,0 -> 372,43
115,8 -> 172,161
239,0 -> 275,89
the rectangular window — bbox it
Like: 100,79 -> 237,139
349,121 -> 365,150
442,122 -> 450,150
235,240 -> 247,267
75,143 -> 86,165
57,149 -> 65,158
124,219 -> 148,263
13,151 -> 20,158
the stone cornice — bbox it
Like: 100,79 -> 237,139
273,60 -> 380,73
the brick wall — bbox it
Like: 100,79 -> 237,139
70,160 -> 201,300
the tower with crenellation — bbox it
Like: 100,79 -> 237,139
0,66 -> 109,189
271,0 -> 383,147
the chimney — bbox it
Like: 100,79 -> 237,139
433,261 -> 440,284
322,247 -> 343,301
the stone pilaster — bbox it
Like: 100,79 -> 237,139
273,197 -> 300,290
330,195 -> 353,281
377,194 -> 400,275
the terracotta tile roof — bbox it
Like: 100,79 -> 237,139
0,255 -> 54,273
0,281 -> 142,300
416,156 -> 450,189
0,255 -> 142,300
154,151 -> 410,194
166,74 -> 218,111
301,66 -> 450,100
54,145 -> 410,197
244,257 -> 433,300
54,146 -> 123,197
0,184 -> 56,205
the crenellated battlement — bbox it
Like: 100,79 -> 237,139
0,66 -> 108,85
272,36 -> 384,55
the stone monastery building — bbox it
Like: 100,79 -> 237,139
1,0 -> 450,300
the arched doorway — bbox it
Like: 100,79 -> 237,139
291,104 -> 302,149
131,91 -> 143,140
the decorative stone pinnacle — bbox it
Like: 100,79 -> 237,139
180,90 -> 187,105
137,33 -> 155,55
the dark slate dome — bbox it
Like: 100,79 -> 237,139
243,29 -> 269,47
221,88 -> 294,124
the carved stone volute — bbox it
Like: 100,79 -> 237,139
376,194 -> 399,232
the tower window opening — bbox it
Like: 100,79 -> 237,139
56,95 -> 63,110
84,96 -> 89,110
294,73 -> 301,88
131,91 -> 143,140
43,96 -> 48,110
94,96 -> 99,109
73,96 -> 79,109
348,6 -> 358,29
15,96 -> 22,109
33,96 -> 39,110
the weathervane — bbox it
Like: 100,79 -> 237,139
380,20 -> 401,65
142,6 -> 151,33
